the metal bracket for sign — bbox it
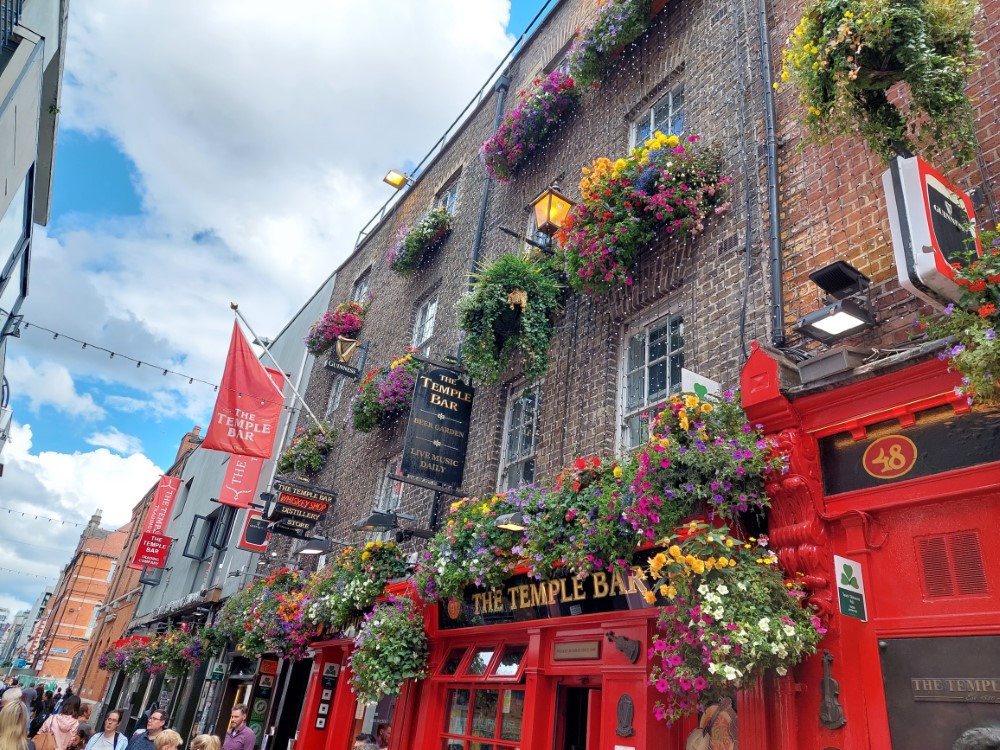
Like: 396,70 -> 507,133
386,472 -> 465,498
410,353 -> 467,375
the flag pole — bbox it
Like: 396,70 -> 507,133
230,303 -> 328,434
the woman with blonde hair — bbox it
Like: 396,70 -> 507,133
152,730 -> 181,750
188,736 -> 219,750
0,701 -> 32,750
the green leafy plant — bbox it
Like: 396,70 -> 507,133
642,522 -> 826,723
352,349 -> 422,432
566,0 -> 653,89
306,540 -> 408,630
557,134 -> 731,296
778,0 -> 980,163
456,251 -> 561,384
627,390 -> 783,541
389,207 -> 452,275
348,596 -> 428,703
922,230 -> 1000,404
277,421 -> 336,476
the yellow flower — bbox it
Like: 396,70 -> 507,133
669,545 -> 683,560
365,541 -> 375,549
613,465 -> 623,479
643,591 -> 657,604
665,134 -> 679,148
705,558 -> 715,571
650,553 -> 667,577
691,560 -> 705,575
717,556 -> 728,567
361,551 -> 371,561
781,70 -> 789,81
701,403 -> 713,413
685,554 -> 697,567
725,539 -> 734,547
614,158 -> 627,171
685,395 -> 700,408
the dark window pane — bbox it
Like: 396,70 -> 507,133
440,648 -> 466,675
442,741 -> 466,750
670,353 -> 684,391
492,645 -> 526,677
471,690 -> 499,738
465,648 -> 495,675
444,689 -> 470,735
670,317 -> 684,351
499,690 -> 525,741
648,360 -> 667,402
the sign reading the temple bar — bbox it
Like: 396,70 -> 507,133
130,532 -> 172,569
268,479 -> 336,537
401,365 -> 474,489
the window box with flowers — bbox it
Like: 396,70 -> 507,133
922,231 -> 1000,405
216,568 -> 318,660
348,595 -> 429,703
305,540 -> 408,631
557,134 -> 732,297
456,251 -> 561,385
352,349 -> 422,432
389,207 -> 452,276
305,299 -> 370,356
480,70 -> 582,182
641,521 -> 826,723
276,421 -> 336,476
778,0 -> 980,163
626,390 -> 782,542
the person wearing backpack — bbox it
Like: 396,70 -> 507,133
82,711 -> 126,750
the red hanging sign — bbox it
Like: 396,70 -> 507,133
143,475 -> 182,535
201,321 -> 286,458
129,532 -> 172,569
237,509 -> 271,553
218,454 -> 265,508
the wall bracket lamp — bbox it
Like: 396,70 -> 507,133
795,261 -> 877,345
382,169 -> 414,190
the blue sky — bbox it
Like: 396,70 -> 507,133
1,0 -> 551,615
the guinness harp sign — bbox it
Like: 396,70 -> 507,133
401,365 -> 474,490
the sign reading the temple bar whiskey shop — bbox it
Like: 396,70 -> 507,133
268,479 -> 336,537
401,365 -> 474,489
440,563 -> 654,630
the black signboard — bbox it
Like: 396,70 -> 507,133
927,179 -> 976,266
438,560 -> 656,630
401,365 -> 474,490
267,479 -> 336,536
820,406 -> 1000,496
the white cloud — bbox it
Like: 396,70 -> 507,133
85,426 -> 144,455
5,356 -> 105,419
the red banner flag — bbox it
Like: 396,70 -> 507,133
218,454 -> 265,508
201,321 -> 286,458
143,475 -> 182,535
129,532 -> 172,569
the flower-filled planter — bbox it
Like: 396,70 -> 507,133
216,568 -> 318,660
567,0 -> 656,90
642,521 -> 826,723
480,70 -> 581,182
348,596 -> 428,703
415,493 -> 522,602
627,390 -> 782,541
922,232 -> 1000,405
558,134 -> 732,296
456,251 -> 561,384
306,540 -> 408,630
352,349 -> 422,432
512,455 -> 642,580
389,208 -> 452,276
779,0 -> 980,163
305,300 -> 368,356
276,421 -> 336,476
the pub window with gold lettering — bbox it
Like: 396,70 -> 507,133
499,385 -> 538,490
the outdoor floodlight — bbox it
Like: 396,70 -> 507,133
495,512 -> 526,532
383,169 -> 412,190
354,511 -> 399,532
796,261 -> 877,345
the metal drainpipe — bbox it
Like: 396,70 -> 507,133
466,74 -> 511,294
757,0 -> 786,348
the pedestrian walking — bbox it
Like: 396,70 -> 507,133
123,711 -> 165,750
151,732 -> 180,750
82,710 -> 126,750
221,706 -> 252,750
37,697 -> 81,750
189,736 -> 219,750
0,701 -> 34,750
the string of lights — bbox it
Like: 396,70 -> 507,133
0,507 -> 87,526
19,319 -> 299,411
0,566 -> 56,580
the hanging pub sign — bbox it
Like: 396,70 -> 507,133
400,365 -> 474,490
882,155 -> 982,308
237,509 -> 271,553
128,475 -> 181,570
324,340 -> 369,380
267,478 -> 336,537
130,532 -> 172,569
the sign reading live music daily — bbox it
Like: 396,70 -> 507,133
439,561 -> 655,630
268,479 -> 336,537
401,365 -> 474,490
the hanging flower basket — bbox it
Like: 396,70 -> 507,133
352,349 -> 422,432
276,421 -> 336,476
305,540 -> 408,630
305,299 -> 369,356
626,390 -> 783,541
480,70 -> 581,182
566,0 -> 656,90
456,251 -> 561,385
921,231 -> 1000,405
389,208 -> 452,276
642,521 -> 826,724
348,596 -> 428,703
778,0 -> 981,163
557,134 -> 732,296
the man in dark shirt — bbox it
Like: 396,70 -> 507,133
222,705 -> 254,750
125,709 -> 166,750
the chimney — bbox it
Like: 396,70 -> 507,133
174,425 -> 203,462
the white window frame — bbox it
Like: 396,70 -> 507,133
324,378 -> 346,420
351,269 -> 371,302
372,456 -> 405,542
435,177 -> 460,215
618,310 -> 685,451
412,296 -> 438,356
498,384 -> 540,491
629,84 -> 685,149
